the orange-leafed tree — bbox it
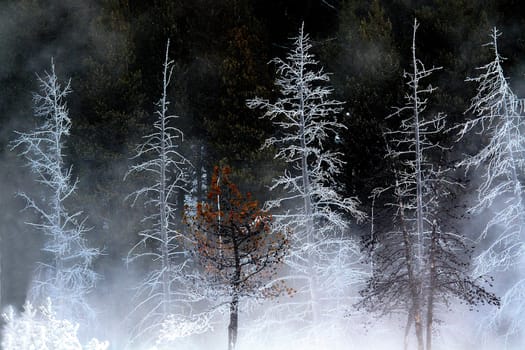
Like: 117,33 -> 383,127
186,166 -> 289,350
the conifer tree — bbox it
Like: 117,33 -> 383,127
360,20 -> 498,350
186,165 -> 288,350
125,40 -> 192,343
11,61 -> 99,322
247,23 -> 365,343
456,28 -> 525,346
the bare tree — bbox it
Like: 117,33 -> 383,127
455,28 -> 525,346
360,18 -> 442,350
247,22 -> 365,344
11,61 -> 99,322
360,19 -> 498,350
125,39 -> 193,343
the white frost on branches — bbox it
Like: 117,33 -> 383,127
456,28 -> 525,346
362,20 -> 498,350
125,39 -> 194,343
10,61 -> 99,322
155,312 -> 212,345
367,19 -> 447,350
1,300 -> 108,350
457,28 -> 525,273
247,23 -> 365,343
383,18 -> 446,272
84,339 -> 110,350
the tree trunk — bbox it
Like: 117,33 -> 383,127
297,23 -> 320,325
404,306 -> 413,350
414,311 -> 424,350
228,294 -> 239,350
426,222 -> 438,350
159,40 -> 171,316
229,228 -> 241,350
400,204 -> 424,350
411,18 -> 424,273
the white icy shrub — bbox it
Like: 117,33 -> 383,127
1,300 -> 108,350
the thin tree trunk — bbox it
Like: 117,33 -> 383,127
411,18 -> 424,277
160,39 -> 171,316
228,293 -> 239,350
404,306 -> 413,350
426,222 -> 438,350
400,204 -> 424,350
409,20 -> 424,350
53,96 -> 64,298
229,230 -> 241,350
297,23 -> 320,325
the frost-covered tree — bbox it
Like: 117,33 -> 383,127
360,20 -> 498,350
155,312 -> 212,347
363,177 -> 498,350
381,22 -> 445,350
186,166 -> 289,350
456,28 -> 525,346
11,61 -> 99,322
247,23 -> 365,342
1,300 -> 108,350
125,39 -> 193,343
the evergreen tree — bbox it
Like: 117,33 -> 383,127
329,0 -> 401,203
186,166 -> 288,350
71,0 -> 147,292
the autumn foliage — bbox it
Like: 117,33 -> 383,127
186,165 -> 289,299
185,165 -> 289,350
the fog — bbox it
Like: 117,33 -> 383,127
0,1 -> 524,350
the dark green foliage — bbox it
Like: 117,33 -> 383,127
323,0 -> 402,205
68,2 -> 147,285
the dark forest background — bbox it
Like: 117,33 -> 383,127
1,0 -> 525,330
